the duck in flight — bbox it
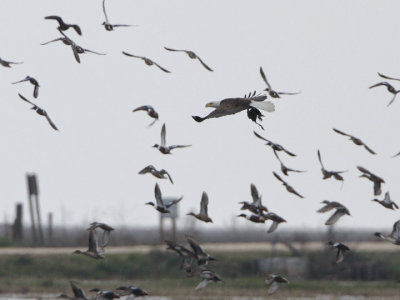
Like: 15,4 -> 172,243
132,105 -> 159,127
12,76 -> 40,98
357,166 -> 385,196
139,165 -> 173,184
187,192 -> 213,223
153,123 -> 191,154
264,212 -> 286,233
327,242 -> 350,264
273,172 -> 304,198
73,229 -> 105,259
238,183 -> 268,215
164,47 -> 213,71
0,57 -> 23,68
274,151 -> 305,176
370,76 -> 400,106
195,269 -> 222,290
58,281 -> 89,300
18,93 -> 58,130
375,219 -> 400,245
317,150 -> 347,183
332,128 -> 376,155
317,201 -> 350,225
145,183 -> 182,213
260,67 -> 300,98
122,51 -> 170,73
254,131 -> 296,156
44,15 -> 82,35
116,285 -> 149,297
102,0 -> 135,31
372,192 -> 398,210
186,235 -> 216,267
264,274 -> 289,295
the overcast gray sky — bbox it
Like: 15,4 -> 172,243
1,0 -> 400,232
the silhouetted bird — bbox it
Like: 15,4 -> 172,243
12,76 -> 40,98
102,0 -> 134,31
273,172 -> 304,198
317,150 -> 347,182
369,81 -> 400,106
327,242 -> 350,264
333,128 -> 376,154
132,105 -> 159,126
153,123 -> 191,154
139,165 -> 173,183
274,151 -> 305,176
122,51 -> 170,73
357,166 -> 385,196
0,57 -> 23,68
260,66 -> 300,98
145,183 -> 182,213
372,192 -> 398,210
317,201 -> 350,225
375,220 -> 400,245
45,15 -> 82,35
254,131 -> 296,156
164,46 -> 213,71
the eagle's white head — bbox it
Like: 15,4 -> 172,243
205,101 -> 221,108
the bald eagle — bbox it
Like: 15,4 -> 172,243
192,96 -> 275,129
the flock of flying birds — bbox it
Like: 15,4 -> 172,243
2,1 -> 400,298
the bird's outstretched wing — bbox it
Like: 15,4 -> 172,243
260,66 -> 272,89
378,72 -> 400,81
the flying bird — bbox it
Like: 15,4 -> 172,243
153,123 -> 191,154
187,192 -> 213,223
264,274 -> 289,295
273,172 -> 304,198
332,128 -> 376,154
372,192 -> 398,210
89,288 -> 120,299
357,166 -> 385,196
195,269 -> 222,290
116,285 -> 148,297
369,81 -> 400,106
264,212 -> 286,233
122,51 -> 170,73
0,57 -> 23,68
18,93 -> 58,130
327,242 -> 350,264
192,96 -> 274,123
239,183 -> 268,215
145,183 -> 182,213
274,151 -> 305,176
254,131 -> 296,156
164,240 -> 195,273
186,235 -> 216,267
237,213 -> 266,224
58,281 -> 89,300
392,151 -> 400,158
73,229 -> 105,259
260,67 -> 300,98
139,165 -> 173,184
12,76 -> 40,98
317,201 -> 350,225
374,219 -> 400,245
378,72 -> 400,81
164,47 -> 213,71
317,150 -> 347,182
44,15 -> 82,35
132,105 -> 159,126
87,222 -> 114,250
102,0 -> 135,31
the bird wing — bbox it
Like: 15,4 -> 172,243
101,230 -> 111,248
369,82 -> 392,89
387,93 -> 398,107
83,48 -> 106,55
186,235 -> 204,256
169,144 -> 192,150
267,221 -> 279,233
45,15 -> 63,24
138,165 -> 154,174
161,123 -> 166,146
133,105 -> 152,112
317,150 -> 325,169
70,281 -> 87,299
33,85 -> 39,98
277,91 -> 300,95
378,72 -> 400,81
260,66 -> 272,89
165,196 -> 183,208
196,55 -> 213,72
317,202 -> 334,213
273,171 -> 285,184
373,181 -> 382,196
363,143 -> 376,155
336,248 -> 344,264
71,45 -> 81,63
40,37 -> 64,46
391,220 -> 400,239
250,184 -> 259,204
201,104 -> 246,119
289,186 -> 304,198
12,78 -> 28,84
102,0 -> 109,22
392,151 -> 400,158
200,192 -> 209,216
325,208 -> 346,225
88,229 -> 99,253
154,183 -> 164,207
45,114 -> 59,131
153,61 -> 171,73
195,279 -> 209,290
332,128 -> 351,137
164,170 -> 174,184
268,281 -> 280,295
72,24 -> 82,35
253,130 -> 270,143
357,166 -> 371,175
122,51 -> 143,59
164,46 -> 185,52
282,147 -> 296,157
18,93 -> 36,106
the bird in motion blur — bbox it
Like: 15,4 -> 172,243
254,131 -> 296,156
18,93 -> 58,130
116,285 -> 149,298
153,123 -> 191,154
264,212 -> 287,233
260,66 -> 300,98
164,239 -> 196,273
332,128 -> 376,155
0,57 -> 23,68
145,183 -> 182,213
369,80 -> 400,107
317,150 -> 347,183
44,15 -> 82,35
357,166 -> 385,196
89,288 -> 120,299
264,274 -> 289,295
274,151 -> 305,176
87,222 -> 114,250
139,165 -> 174,184
187,191 -> 213,223
239,183 -> 268,215
327,242 -> 350,264
195,269 -> 222,290
186,235 -> 216,267
12,76 -> 40,98
132,105 -> 159,127
122,51 -> 170,73
317,200 -> 350,225
374,219 -> 400,245
73,229 -> 105,259
58,280 -> 89,300
273,172 -> 304,198
372,192 -> 398,210
164,46 -> 213,71
102,0 -> 134,31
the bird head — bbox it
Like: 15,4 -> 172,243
152,144 -> 159,148
205,101 -> 221,108
237,214 -> 247,218
145,201 -> 155,207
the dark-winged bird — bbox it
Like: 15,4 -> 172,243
357,166 -> 385,196
317,150 -> 347,182
164,46 -> 213,71
260,66 -> 300,98
0,57 -> 23,68
239,183 -> 268,215
12,76 -> 40,98
116,285 -> 148,297
254,131 -> 296,156
89,288 -> 120,299
145,183 -> 182,213
73,229 -> 105,259
264,212 -> 286,233
187,192 -> 213,223
372,192 -> 398,210
139,165 -> 173,183
317,201 -> 350,225
18,94 -> 58,130
45,15 -> 82,35
274,151 -> 305,176
369,81 -> 400,106
132,105 -> 158,126
102,0 -> 134,31
195,269 -> 222,290
327,242 -> 350,264
58,281 -> 89,300
122,51 -> 170,73
186,235 -> 216,267
273,172 -> 304,198
374,220 -> 400,245
153,123 -> 191,154
264,274 -> 289,295
333,128 -> 376,154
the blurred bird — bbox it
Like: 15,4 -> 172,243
187,192 -> 213,223
145,183 -> 182,213
73,229 -> 105,259
164,46 -> 213,71
132,105 -> 159,127
18,93 -> 58,130
254,131 -> 296,156
260,67 -> 300,98
317,201 -> 350,225
186,235 -> 216,267
57,281 -> 89,300
102,0 -> 135,31
164,240 -> 195,273
375,220 -> 400,245
12,76 -> 40,98
239,183 -> 268,214
393,151 -> 400,158
273,172 -> 304,198
369,81 -> 400,106
139,165 -> 173,183
87,222 -> 114,250
264,212 -> 286,233
195,269 -> 222,290
264,274 -> 289,295
333,128 -> 376,154
357,166 -> 385,196
153,123 -> 191,154
89,288 -> 120,300
237,213 -> 266,224
122,51 -> 170,73
327,242 -> 350,264
372,192 -> 398,210
0,57 -> 23,68
45,15 -> 82,35
116,285 -> 148,297
317,150 -> 347,182
274,151 -> 305,176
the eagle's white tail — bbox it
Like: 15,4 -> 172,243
250,100 -> 275,112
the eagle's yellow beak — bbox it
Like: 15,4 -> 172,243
205,103 -> 212,107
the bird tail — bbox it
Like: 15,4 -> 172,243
192,116 -> 206,122
250,100 -> 275,112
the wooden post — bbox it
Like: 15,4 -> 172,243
26,174 -> 37,245
12,203 -> 23,241
48,213 -> 53,242
32,174 -> 44,245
